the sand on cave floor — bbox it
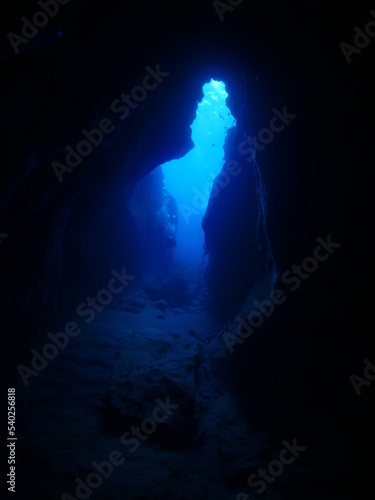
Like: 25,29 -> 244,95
15,271 -> 245,500
14,267 -> 333,500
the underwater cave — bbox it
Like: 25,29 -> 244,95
1,1 -> 373,499
127,78 -> 241,278
157,78 -> 237,267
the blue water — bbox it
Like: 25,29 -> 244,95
160,79 -> 236,266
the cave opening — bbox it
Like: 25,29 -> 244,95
124,78 -> 239,316
157,78 -> 237,267
123,78 -> 242,318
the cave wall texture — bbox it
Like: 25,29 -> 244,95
1,0 -> 374,495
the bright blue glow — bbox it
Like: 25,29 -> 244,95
159,79 -> 236,266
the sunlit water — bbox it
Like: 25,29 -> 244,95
160,79 -> 236,266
